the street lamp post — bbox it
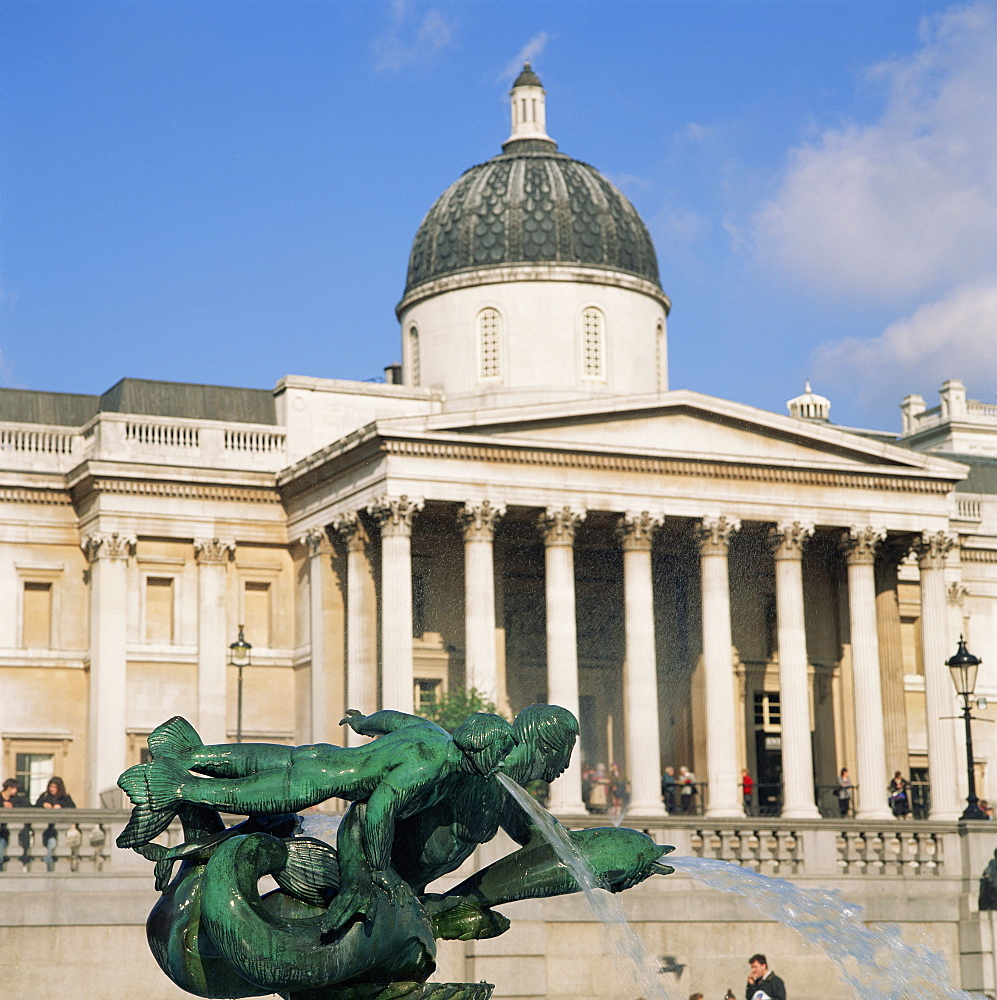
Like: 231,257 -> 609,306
230,625 -> 252,744
947,637 -> 987,821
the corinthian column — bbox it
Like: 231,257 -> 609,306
770,522 -> 819,819
369,496 -> 423,715
82,532 -> 135,806
840,527 -> 891,819
539,506 -> 588,817
194,538 -> 235,747
459,501 -> 505,705
616,512 -> 667,816
696,516 -> 743,818
914,531 -> 961,819
301,529 -> 330,744
332,512 -> 376,747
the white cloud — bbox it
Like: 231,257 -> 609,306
500,33 -> 549,83
754,2 -> 997,302
811,280 -> 997,413
373,1 -> 456,73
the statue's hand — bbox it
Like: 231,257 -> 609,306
339,709 -> 365,730
320,868 -> 413,934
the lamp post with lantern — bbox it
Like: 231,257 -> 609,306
947,637 -> 988,821
230,625 -> 253,745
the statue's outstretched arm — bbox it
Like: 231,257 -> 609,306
360,781 -> 409,872
341,709 -> 445,738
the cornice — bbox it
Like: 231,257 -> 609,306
377,437 -> 953,495
396,262 -> 671,316
0,487 -> 73,506
75,477 -> 282,505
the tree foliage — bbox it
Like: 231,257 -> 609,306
422,687 -> 500,733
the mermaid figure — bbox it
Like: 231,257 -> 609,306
117,706 -> 673,1000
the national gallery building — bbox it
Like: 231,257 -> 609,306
4,66 -> 997,1000
1,66 -> 995,842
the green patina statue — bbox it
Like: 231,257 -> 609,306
117,705 -> 673,1000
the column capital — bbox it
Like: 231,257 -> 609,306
840,526 -> 886,565
194,538 -> 236,565
459,500 -> 505,542
695,515 -> 740,556
300,528 -> 328,558
538,506 -> 586,546
331,510 -> 370,553
947,581 -> 969,607
615,511 -> 663,552
368,495 -> 423,538
876,534 -> 915,573
82,532 -> 136,563
769,521 -> 814,560
913,530 -> 957,570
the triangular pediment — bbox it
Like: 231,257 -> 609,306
403,390 -> 966,478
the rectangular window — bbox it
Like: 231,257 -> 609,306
244,581 -> 272,647
22,582 -> 52,649
15,752 -> 54,802
145,577 -> 174,643
415,679 -> 441,712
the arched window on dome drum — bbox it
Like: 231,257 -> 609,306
478,309 -> 502,381
409,326 -> 421,387
581,307 -> 605,381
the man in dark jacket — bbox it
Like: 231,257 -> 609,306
745,953 -> 786,1000
0,779 -> 31,870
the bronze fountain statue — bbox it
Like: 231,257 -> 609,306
117,704 -> 674,1000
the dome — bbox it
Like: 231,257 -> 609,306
404,151 -> 661,296
403,66 -> 661,299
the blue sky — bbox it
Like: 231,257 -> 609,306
1,0 -> 994,430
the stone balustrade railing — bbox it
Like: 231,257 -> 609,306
0,810 -> 971,883
0,412 -> 288,475
570,814 -> 959,880
956,497 -> 983,521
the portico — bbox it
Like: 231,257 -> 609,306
284,390 -> 969,821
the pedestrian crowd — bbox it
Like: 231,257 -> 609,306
0,775 -> 76,871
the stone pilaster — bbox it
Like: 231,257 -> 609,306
616,512 -> 667,816
538,506 -> 588,817
840,527 -> 891,819
458,501 -> 504,706
914,531 -> 961,819
770,522 -> 819,818
695,516 -> 743,818
368,496 -> 423,714
193,538 -> 235,747
82,532 -> 135,806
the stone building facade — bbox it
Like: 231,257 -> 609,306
1,67 -> 995,841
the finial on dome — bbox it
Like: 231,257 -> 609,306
787,380 -> 831,422
504,62 -> 555,151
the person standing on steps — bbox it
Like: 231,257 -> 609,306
745,953 -> 786,1000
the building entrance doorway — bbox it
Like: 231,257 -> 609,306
753,692 -> 783,815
